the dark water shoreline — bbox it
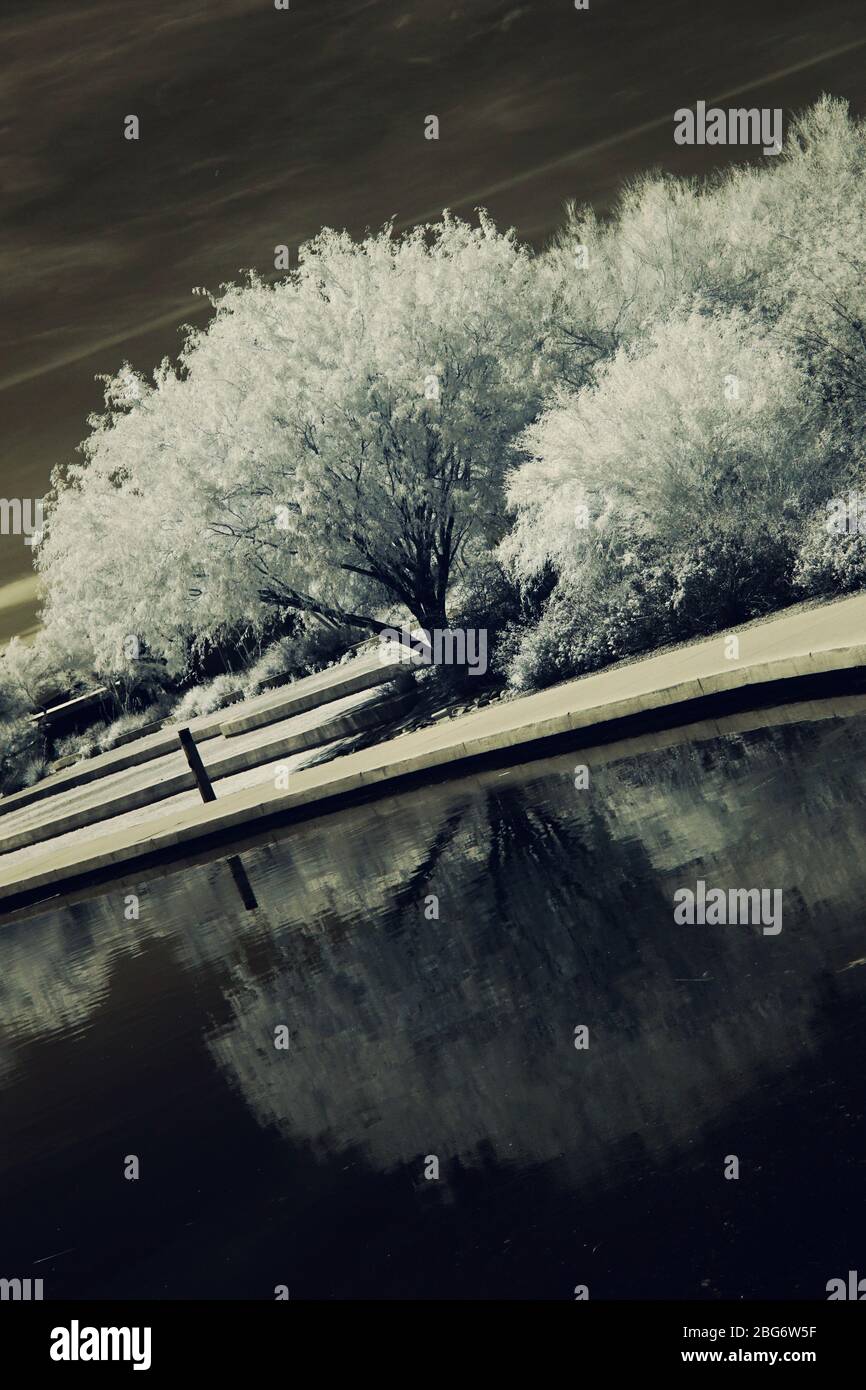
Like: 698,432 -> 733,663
1,707 -> 865,1298
4,667 -> 866,924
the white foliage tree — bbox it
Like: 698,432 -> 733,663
502,307 -> 824,589
506,97 -> 866,613
39,214 -> 562,674
545,95 -> 866,419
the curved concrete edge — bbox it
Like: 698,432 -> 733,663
10,689 -> 865,924
1,641 -> 865,908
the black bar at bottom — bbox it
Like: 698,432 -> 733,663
2,1299 -> 860,1376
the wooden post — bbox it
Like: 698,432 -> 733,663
177,726 -> 258,910
177,727 -> 216,802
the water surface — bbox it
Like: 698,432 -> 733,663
2,704 -> 865,1299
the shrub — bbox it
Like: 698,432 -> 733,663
447,557 -> 523,687
164,674 -> 245,726
669,519 -> 796,628
503,534 -> 678,692
52,726 -> 104,764
0,716 -> 48,795
503,518 -> 798,693
239,621 -> 358,698
794,499 -> 866,596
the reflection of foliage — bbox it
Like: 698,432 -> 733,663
7,715 -> 866,1207
476,781 -> 673,1039
380,806 -> 468,924
484,786 -> 593,917
0,902 -> 135,1078
200,716 -> 866,1188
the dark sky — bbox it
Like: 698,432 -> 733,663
3,0 -> 866,642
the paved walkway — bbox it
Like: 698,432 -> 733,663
2,593 -> 866,906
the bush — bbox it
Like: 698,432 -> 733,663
503,535 -> 678,691
164,674 -> 245,726
239,620 -> 358,698
52,726 -> 104,764
446,558 -> 523,687
0,716 -> 48,795
503,518 -> 798,693
794,499 -> 866,596
100,705 -> 170,749
669,519 -> 796,628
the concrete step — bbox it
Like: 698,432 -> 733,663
0,643 -> 407,818
0,702 -> 231,819
219,645 -> 409,736
0,678 -> 415,856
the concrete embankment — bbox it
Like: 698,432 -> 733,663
0,676 -> 416,855
0,644 -> 405,817
2,594 -> 866,910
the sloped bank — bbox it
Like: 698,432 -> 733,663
2,591 -> 866,912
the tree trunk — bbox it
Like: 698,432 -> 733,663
413,604 -> 449,636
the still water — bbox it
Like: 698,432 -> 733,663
2,703 -> 866,1300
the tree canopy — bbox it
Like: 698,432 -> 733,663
16,96 -> 866,699
38,214 -> 561,674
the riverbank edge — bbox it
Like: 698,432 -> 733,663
2,638 -> 866,915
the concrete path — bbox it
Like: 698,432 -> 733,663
2,593 -> 866,906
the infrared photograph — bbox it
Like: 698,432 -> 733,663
1,0 -> 865,1370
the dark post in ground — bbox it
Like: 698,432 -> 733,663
177,726 -> 216,802
177,726 -> 258,910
